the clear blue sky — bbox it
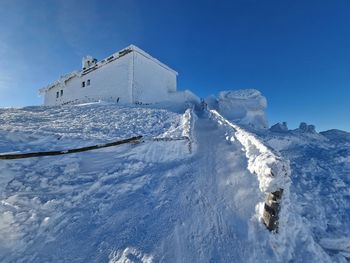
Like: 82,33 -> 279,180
1,0 -> 349,131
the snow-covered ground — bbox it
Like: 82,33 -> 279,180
0,100 -> 349,262
263,126 -> 350,262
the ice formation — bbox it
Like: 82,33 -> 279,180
207,89 -> 268,130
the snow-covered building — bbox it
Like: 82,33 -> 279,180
39,45 -> 178,106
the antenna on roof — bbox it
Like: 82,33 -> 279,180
82,55 -> 97,70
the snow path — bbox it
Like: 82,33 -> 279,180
160,115 -> 270,262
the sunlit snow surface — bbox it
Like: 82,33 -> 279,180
264,128 -> 350,262
0,102 -> 349,262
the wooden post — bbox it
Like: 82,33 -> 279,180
263,189 -> 283,232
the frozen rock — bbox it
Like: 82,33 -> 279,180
270,122 -> 289,133
298,122 -> 316,133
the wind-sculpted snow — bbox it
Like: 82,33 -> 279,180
265,128 -> 350,262
0,103 -> 191,262
0,102 -> 346,262
0,103 -> 184,154
207,89 -> 268,130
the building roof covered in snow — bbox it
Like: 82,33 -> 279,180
39,45 -> 178,94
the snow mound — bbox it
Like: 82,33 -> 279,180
207,89 -> 268,130
168,89 -> 200,106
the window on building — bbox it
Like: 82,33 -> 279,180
87,79 -> 90,86
56,91 -> 59,98
60,90 -> 63,96
82,81 -> 85,87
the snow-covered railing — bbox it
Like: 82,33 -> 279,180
151,107 -> 197,153
0,136 -> 142,160
181,107 -> 197,153
209,109 -> 290,231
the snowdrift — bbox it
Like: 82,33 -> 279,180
206,89 -> 268,130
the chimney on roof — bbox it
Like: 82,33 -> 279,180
82,55 -> 97,70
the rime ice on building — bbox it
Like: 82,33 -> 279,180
39,45 -> 178,106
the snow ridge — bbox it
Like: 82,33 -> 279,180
181,107 -> 197,153
209,109 -> 290,194
208,109 -> 334,262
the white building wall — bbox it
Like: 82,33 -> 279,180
132,51 -> 177,104
44,84 -> 64,106
78,54 -> 133,104
42,46 -> 178,106
44,54 -> 133,106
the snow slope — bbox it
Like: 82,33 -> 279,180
206,89 -> 268,130
264,126 -> 350,262
0,102 -> 349,262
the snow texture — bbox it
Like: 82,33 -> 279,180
206,89 -> 268,130
265,126 -> 350,262
209,109 -> 290,194
0,94 -> 349,262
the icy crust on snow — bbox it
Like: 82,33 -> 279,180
207,89 -> 268,130
0,103 -> 185,153
264,129 -> 350,262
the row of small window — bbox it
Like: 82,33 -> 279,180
55,79 -> 90,99
82,79 -> 91,87
56,90 -> 63,98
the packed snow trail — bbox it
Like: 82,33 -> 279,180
161,112 -> 282,262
